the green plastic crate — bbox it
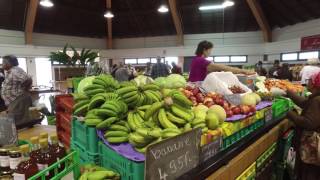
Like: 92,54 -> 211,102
71,118 -> 99,154
98,142 -> 144,180
71,141 -> 100,165
223,119 -> 265,149
29,151 -> 80,180
276,129 -> 294,162
256,143 -> 277,169
236,162 -> 256,180
272,98 -> 293,119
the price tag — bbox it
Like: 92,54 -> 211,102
264,107 -> 273,123
145,129 -> 202,180
199,137 -> 222,163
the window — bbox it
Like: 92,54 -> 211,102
0,57 -> 27,72
230,56 -> 247,63
214,56 -> 230,63
299,51 -> 319,60
124,59 -> 137,64
150,57 -> 165,63
35,58 -> 53,87
206,57 -> 214,61
281,53 -> 298,61
137,58 -> 150,64
164,57 -> 178,66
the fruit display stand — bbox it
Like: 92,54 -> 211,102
178,117 -> 292,179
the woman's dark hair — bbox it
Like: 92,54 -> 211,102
195,41 -> 213,56
3,55 -> 19,66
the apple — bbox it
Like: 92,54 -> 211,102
207,92 -> 217,98
215,98 -> 225,106
204,101 -> 214,108
226,110 -> 233,118
196,93 -> 205,103
192,88 -> 200,95
183,90 -> 193,98
190,96 -> 197,102
223,102 -> 230,110
186,86 -> 193,91
249,105 -> 256,113
203,97 -> 213,104
240,105 -> 250,115
231,106 -> 241,115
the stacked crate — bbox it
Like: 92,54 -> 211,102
55,94 -> 74,148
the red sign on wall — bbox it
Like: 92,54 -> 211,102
301,34 -> 320,51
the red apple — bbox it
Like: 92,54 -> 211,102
232,107 -> 241,115
226,110 -> 234,118
186,86 -> 193,91
192,88 -> 200,95
223,102 -> 230,110
241,105 -> 251,115
249,105 -> 256,113
215,98 -> 225,106
196,93 -> 205,103
190,96 -> 197,102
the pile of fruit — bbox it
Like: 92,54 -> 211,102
80,164 -> 120,180
264,79 -> 304,93
229,85 -> 246,94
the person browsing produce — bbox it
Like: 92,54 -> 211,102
1,55 -> 32,127
300,58 -> 320,85
286,72 -> 320,180
151,56 -> 170,79
188,41 -> 254,82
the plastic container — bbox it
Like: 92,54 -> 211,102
236,162 -> 256,180
29,151 -> 80,180
55,94 -> 74,114
256,143 -> 277,170
98,142 -> 144,180
71,118 -> 99,154
223,119 -> 264,149
71,141 -> 99,165
272,98 -> 293,119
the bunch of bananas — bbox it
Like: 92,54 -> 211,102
116,84 -> 162,108
83,74 -> 120,97
79,164 -> 120,180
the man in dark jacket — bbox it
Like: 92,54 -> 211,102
151,57 -> 170,79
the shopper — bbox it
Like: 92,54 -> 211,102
286,72 -> 320,180
189,41 -> 253,82
114,64 -> 131,82
255,61 -> 267,76
268,60 -> 280,78
1,55 -> 32,127
144,62 -> 152,76
171,62 -> 182,75
300,58 -> 320,85
278,63 -> 293,81
111,64 -> 118,77
150,57 -> 170,79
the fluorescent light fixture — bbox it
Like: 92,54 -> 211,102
104,10 -> 114,18
199,1 -> 234,11
40,0 -> 54,8
158,5 -> 169,13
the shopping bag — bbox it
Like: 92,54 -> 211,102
300,131 -> 320,165
0,114 -> 18,146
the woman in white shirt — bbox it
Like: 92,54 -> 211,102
300,58 -> 320,85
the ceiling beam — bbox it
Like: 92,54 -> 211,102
168,0 -> 184,46
106,0 -> 112,49
25,0 -> 39,44
246,0 -> 272,42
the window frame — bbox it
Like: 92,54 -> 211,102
211,55 -> 248,63
281,50 -> 320,62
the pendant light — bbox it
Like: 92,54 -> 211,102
39,0 -> 54,8
158,0 -> 169,13
104,9 -> 114,18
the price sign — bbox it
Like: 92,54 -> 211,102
145,129 -> 201,180
199,137 -> 222,163
264,107 -> 273,123
224,94 -> 241,105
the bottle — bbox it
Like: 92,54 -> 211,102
9,151 -> 21,171
49,135 -> 66,171
36,139 -> 55,179
13,145 -> 38,180
0,170 -> 13,180
29,137 -> 40,161
0,149 -> 10,172
39,133 -> 48,140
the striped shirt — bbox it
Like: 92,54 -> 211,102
1,66 -> 29,105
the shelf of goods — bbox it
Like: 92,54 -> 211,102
55,94 -> 74,148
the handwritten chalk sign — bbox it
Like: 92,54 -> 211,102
199,137 -> 222,164
224,94 -> 241,105
264,107 -> 273,123
145,129 -> 201,180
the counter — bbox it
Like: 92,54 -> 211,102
178,117 -> 291,180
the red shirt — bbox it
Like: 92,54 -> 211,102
188,56 -> 211,82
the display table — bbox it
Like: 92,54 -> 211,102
18,124 -> 56,140
179,118 -> 292,180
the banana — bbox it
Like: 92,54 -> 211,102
85,89 -> 105,97
137,105 -> 151,111
193,123 -> 206,129
96,117 -> 119,130
79,172 -> 89,180
118,101 -> 128,113
106,136 -> 128,144
184,123 -> 192,132
127,112 -> 137,131
109,124 -> 130,133
74,104 -> 89,116
191,118 -> 206,126
83,84 -> 105,92
73,100 -> 90,112
122,91 -> 139,99
135,146 -> 147,154
104,131 -> 129,138
162,128 -> 182,134
145,101 -> 164,120
136,93 -> 145,107
144,91 -> 159,103
96,109 -> 117,118
85,113 -> 100,119
106,101 -> 122,113
202,127 -> 208,133
141,84 -> 160,91
171,104 -> 193,122
128,133 -> 148,145
117,86 -> 138,95
72,93 -> 88,102
116,121 -> 131,131
148,128 -> 162,138
88,97 -> 105,110
136,128 -> 154,139
84,118 -> 102,127
101,103 -> 119,114
92,78 -> 106,87
166,111 -> 187,125
147,90 -> 162,101
133,113 -> 144,128
87,170 -> 116,179
124,93 -> 140,104
137,110 -> 145,119
162,131 -> 180,139
172,93 -> 193,106
158,109 -> 178,129
104,93 -> 120,101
